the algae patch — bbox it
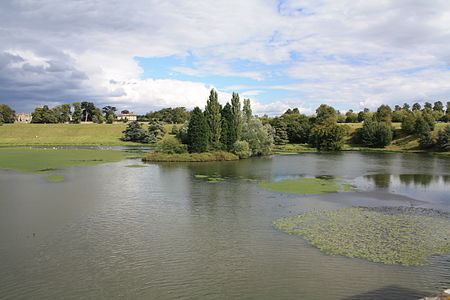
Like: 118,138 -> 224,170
274,207 -> 450,266
259,177 -> 358,194
46,175 -> 65,182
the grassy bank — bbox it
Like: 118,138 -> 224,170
0,147 -> 129,173
142,151 -> 239,162
0,123 -> 179,146
274,122 -> 450,154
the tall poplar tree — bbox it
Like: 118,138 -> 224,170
187,107 -> 209,153
243,98 -> 252,123
220,103 -> 234,151
231,92 -> 242,140
204,89 -> 222,150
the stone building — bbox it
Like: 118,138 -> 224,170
15,113 -> 32,123
117,112 -> 137,122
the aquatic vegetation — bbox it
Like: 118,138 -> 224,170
259,177 -> 358,194
46,175 -> 65,182
0,148 -> 128,173
125,164 -> 148,168
194,174 -> 209,178
142,151 -> 239,162
274,207 -> 450,266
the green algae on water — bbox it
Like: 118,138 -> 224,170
274,207 -> 450,266
46,175 -> 65,182
259,177 -> 358,194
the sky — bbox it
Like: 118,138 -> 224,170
1,0 -> 450,116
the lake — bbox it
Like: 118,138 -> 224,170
0,152 -> 449,299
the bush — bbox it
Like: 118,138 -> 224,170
358,121 -> 393,148
309,123 -> 346,151
436,125 -> 450,152
232,140 -> 251,159
157,137 -> 187,154
142,151 -> 239,162
418,131 -> 435,149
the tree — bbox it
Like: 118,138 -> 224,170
92,108 -> 104,124
402,103 -> 410,111
345,109 -> 358,123
81,101 -> 96,122
243,98 -> 252,123
53,104 -> 71,123
358,120 -> 393,148
419,131 -> 435,149
374,105 -> 392,123
358,108 -> 370,122
412,103 -> 421,111
187,107 -> 209,153
315,104 -> 338,125
401,112 -> 416,134
309,123 -> 346,151
102,106 -> 117,120
270,117 -> 289,145
31,105 -> 58,123
436,125 -> 450,152
283,113 -> 311,143
220,103 -> 235,151
423,102 -> 432,111
231,92 -> 243,141
241,117 -> 274,156
148,120 -> 166,143
72,102 -> 82,123
414,115 -> 431,135
121,121 -> 149,143
0,104 -> 16,123
433,101 -> 444,112
204,89 -> 222,150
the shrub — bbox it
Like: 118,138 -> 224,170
358,121 -> 393,148
436,125 -> 450,152
309,123 -> 346,151
121,121 -> 149,143
418,131 -> 435,149
232,140 -> 251,159
157,137 -> 187,154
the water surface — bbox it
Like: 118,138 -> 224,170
0,152 -> 449,299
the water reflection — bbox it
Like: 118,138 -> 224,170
364,174 -> 450,188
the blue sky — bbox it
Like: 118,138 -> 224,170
1,0 -> 450,115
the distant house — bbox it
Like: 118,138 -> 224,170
117,112 -> 137,122
15,113 -> 32,123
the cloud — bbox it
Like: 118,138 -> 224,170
1,0 -> 450,114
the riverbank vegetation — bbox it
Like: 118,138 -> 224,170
274,206 -> 450,266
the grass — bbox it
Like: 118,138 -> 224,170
0,148 -> 129,173
259,177 -> 358,194
274,207 -> 450,266
0,123 -> 178,146
142,151 -> 239,162
46,175 -> 65,182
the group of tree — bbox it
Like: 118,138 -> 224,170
0,104 -> 16,124
121,120 -> 166,143
145,107 -> 190,124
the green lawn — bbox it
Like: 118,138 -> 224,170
0,147 -> 129,173
0,123 -> 180,146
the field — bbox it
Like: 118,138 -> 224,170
0,123 -> 180,146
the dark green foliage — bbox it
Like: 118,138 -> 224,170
0,104 -> 16,123
419,131 -> 435,149
102,106 -> 116,121
402,103 -> 410,111
315,104 -> 337,125
424,102 -> 432,110
187,107 -> 209,153
231,92 -> 243,140
309,123 -> 346,151
412,103 -> 421,111
433,101 -> 444,112
358,120 -> 393,148
176,122 -> 189,144
401,113 -> 416,134
31,105 -> 58,123
374,105 -> 392,122
72,102 -> 82,123
220,103 -> 235,151
282,114 -> 311,143
53,104 -> 71,123
81,101 -> 96,122
436,125 -> 450,152
171,125 -> 179,135
243,98 -> 252,123
148,120 -> 166,141
241,118 -> 274,156
121,121 -> 149,143
270,117 -> 289,145
92,108 -> 104,124
146,107 -> 189,124
422,112 -> 435,131
204,89 -> 222,150
345,109 -> 358,123
414,116 -> 431,135
106,114 -> 115,124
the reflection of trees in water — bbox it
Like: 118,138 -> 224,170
370,174 -> 391,188
399,174 -> 434,186
366,174 -> 446,188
